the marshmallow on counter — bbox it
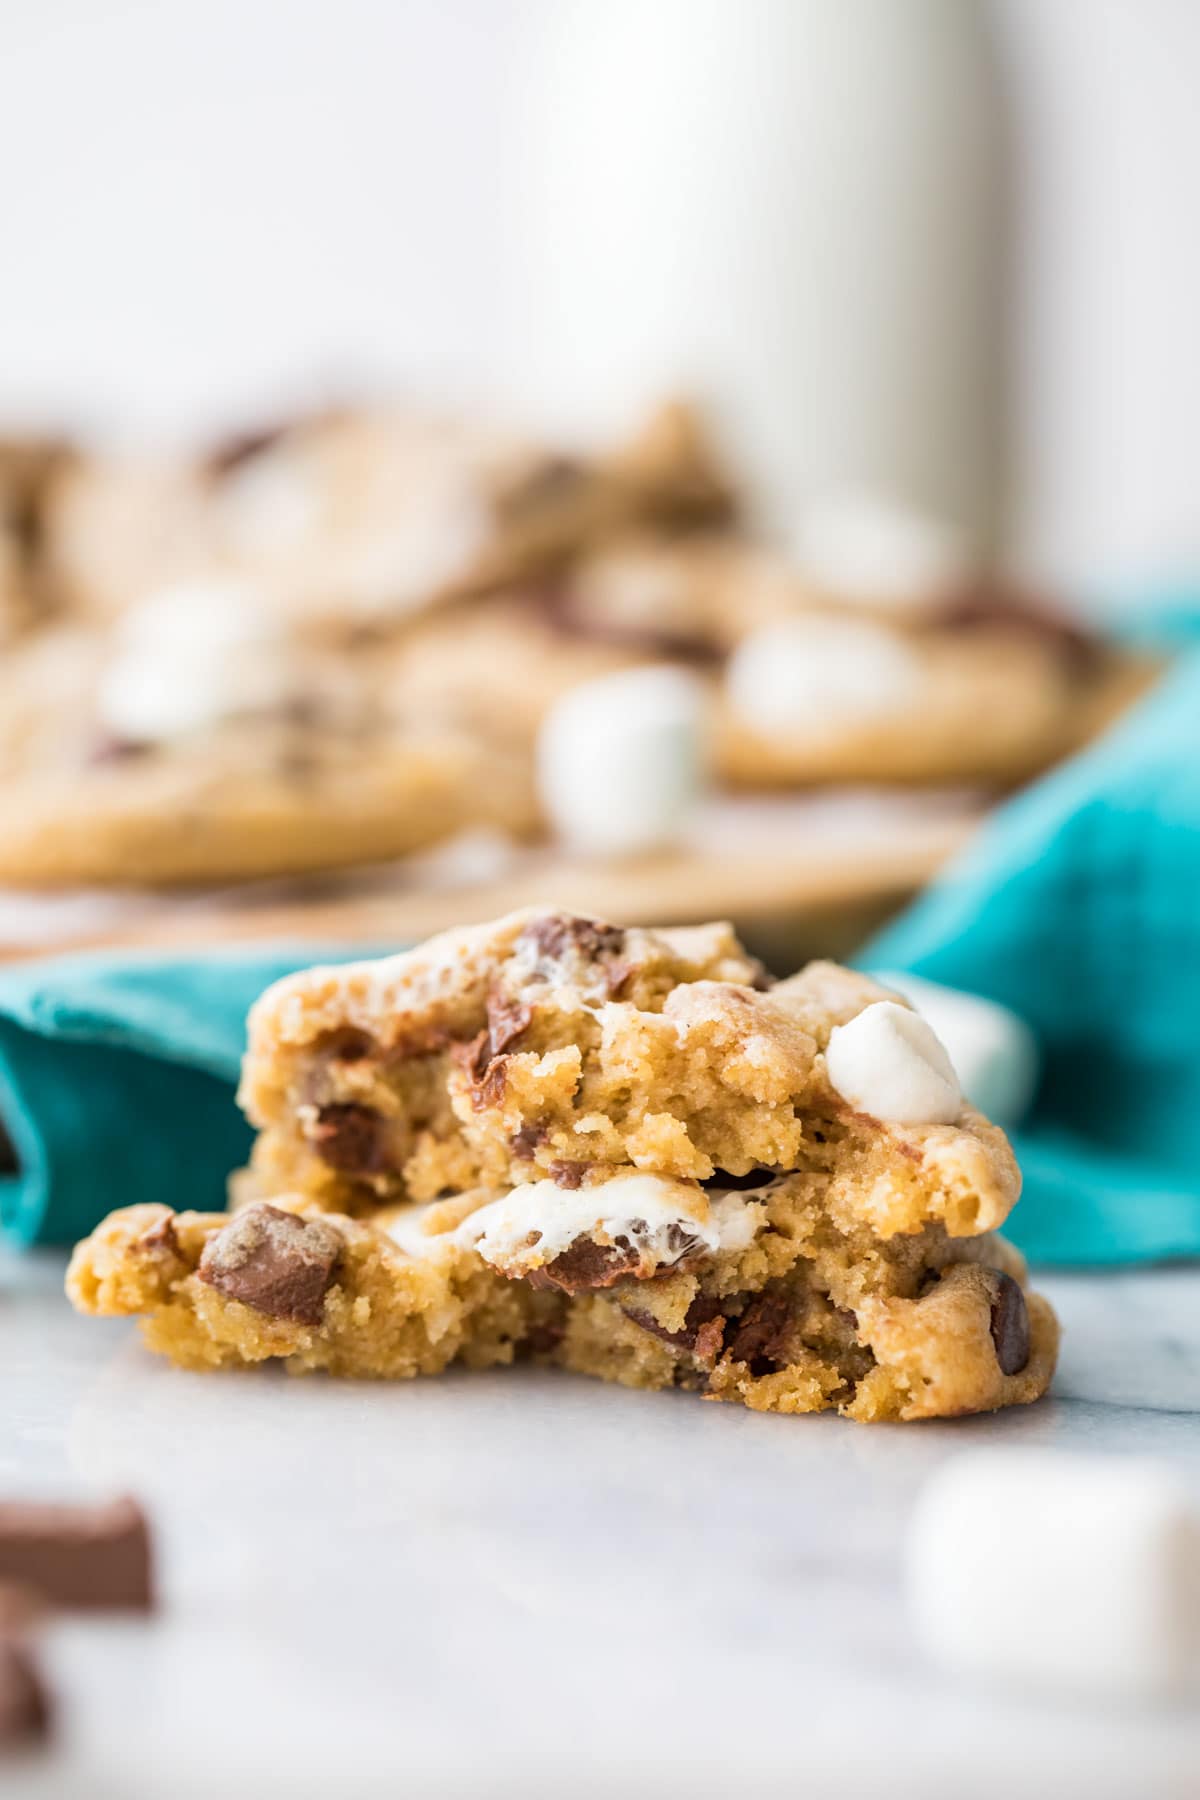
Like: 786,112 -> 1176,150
537,666 -> 707,856
96,577 -> 295,743
873,972 -> 1039,1128
794,489 -> 976,615
907,1449 -> 1200,1700
725,615 -> 920,739
825,1000 -> 961,1126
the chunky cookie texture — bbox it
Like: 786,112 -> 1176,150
68,911 -> 1059,1422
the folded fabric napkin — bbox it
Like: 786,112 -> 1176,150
0,945 -> 391,1249
863,647 -> 1200,1264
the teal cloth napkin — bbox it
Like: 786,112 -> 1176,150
0,945 -> 392,1248
863,648 -> 1200,1265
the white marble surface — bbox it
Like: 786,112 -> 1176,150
4,1250 -> 1200,1799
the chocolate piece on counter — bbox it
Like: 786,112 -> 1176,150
526,1238 -> 642,1296
309,1103 -> 385,1175
198,1204 -> 342,1325
0,1585 -> 45,1633
0,1496 -> 153,1611
0,1634 -> 51,1748
989,1271 -> 1031,1376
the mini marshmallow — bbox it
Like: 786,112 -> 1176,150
907,1449 -> 1200,1700
537,666 -> 707,856
795,489 -> 975,614
725,615 -> 919,739
97,578 -> 292,742
824,1000 -> 961,1126
873,972 -> 1039,1127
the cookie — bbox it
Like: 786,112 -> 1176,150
0,624 -> 537,887
0,436 -> 75,641
69,910 -> 1059,1420
44,401 -> 736,635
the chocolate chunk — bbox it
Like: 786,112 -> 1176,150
0,1635 -> 51,1747
933,580 -> 1100,670
198,1205 -> 342,1325
485,989 -> 532,1057
549,1160 -> 588,1190
205,420 -> 289,476
87,734 -> 153,768
521,1319 -> 566,1356
532,587 -> 724,668
0,1496 -> 153,1611
989,1270 -> 1031,1376
724,1287 -> 795,1369
309,1103 -> 385,1174
510,1124 -> 546,1158
137,1213 -> 179,1256
526,1237 -> 642,1296
622,1292 -> 727,1368
518,912 -> 626,966
700,1168 -> 777,1192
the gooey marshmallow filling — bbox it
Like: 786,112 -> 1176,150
824,1000 -> 962,1127
726,615 -> 920,740
454,1172 -> 763,1278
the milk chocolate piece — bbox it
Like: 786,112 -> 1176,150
989,1270 -> 1031,1376
198,1204 -> 342,1324
0,1635 -> 51,1748
0,1496 -> 153,1611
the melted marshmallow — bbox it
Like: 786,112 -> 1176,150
795,490 -> 974,614
726,615 -> 919,739
96,578 -> 293,742
456,1172 -> 762,1276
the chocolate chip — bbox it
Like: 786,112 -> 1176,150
699,1168 -> 777,1192
87,734 -> 153,767
549,1161 -> 588,1189
526,1238 -> 642,1296
485,989 -> 532,1057
0,1496 -> 154,1611
309,1103 -> 385,1174
989,1270 -> 1031,1376
532,587 -> 724,668
518,912 -> 626,966
521,1320 -> 566,1356
724,1287 -> 795,1368
205,420 -> 290,476
137,1213 -> 179,1256
198,1205 -> 342,1325
622,1292 -> 728,1367
510,1124 -> 547,1158
0,1635 -> 51,1746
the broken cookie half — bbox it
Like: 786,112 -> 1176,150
67,909 -> 1059,1422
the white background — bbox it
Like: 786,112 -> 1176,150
0,0 -> 1196,596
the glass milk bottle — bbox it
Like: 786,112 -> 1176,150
503,0 -> 1001,541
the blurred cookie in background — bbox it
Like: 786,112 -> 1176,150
0,436 -> 76,641
0,598 -> 537,887
42,399 -> 737,638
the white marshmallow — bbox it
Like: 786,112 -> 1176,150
795,489 -> 975,614
873,972 -> 1039,1127
456,1172 -> 762,1276
537,666 -> 707,856
824,999 -> 961,1125
907,1449 -> 1200,1700
725,615 -> 919,739
96,578 -> 293,742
